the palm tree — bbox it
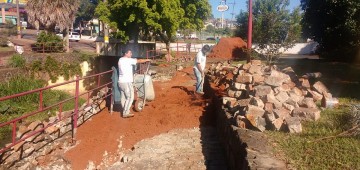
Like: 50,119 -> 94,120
26,0 -> 80,52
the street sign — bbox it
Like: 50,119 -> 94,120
217,4 -> 229,12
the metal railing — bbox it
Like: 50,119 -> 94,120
0,70 -> 113,154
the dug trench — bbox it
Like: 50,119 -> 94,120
62,64 -> 286,169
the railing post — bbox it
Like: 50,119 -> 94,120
177,41 -> 179,58
72,75 -> 80,141
12,121 -> 16,144
39,90 -> 43,110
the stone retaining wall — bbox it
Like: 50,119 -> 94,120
0,89 -> 108,169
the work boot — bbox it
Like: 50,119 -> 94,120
123,113 -> 134,118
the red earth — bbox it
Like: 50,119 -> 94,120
64,67 -> 216,170
208,37 -> 248,60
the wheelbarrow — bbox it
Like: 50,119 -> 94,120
133,61 -> 155,112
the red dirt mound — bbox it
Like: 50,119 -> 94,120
208,37 -> 247,59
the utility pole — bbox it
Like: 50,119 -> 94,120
228,0 -> 236,28
247,0 -> 253,63
16,0 -> 21,39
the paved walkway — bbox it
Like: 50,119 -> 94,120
109,127 -> 228,170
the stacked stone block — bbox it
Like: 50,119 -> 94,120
208,60 -> 335,133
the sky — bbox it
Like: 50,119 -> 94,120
210,0 -> 301,20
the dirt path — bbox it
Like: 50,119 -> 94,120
64,67 -> 216,170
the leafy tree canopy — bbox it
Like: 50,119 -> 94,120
301,0 -> 360,61
235,0 -> 302,63
95,0 -> 211,45
75,0 -> 99,26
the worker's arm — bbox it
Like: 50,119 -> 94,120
137,59 -> 151,63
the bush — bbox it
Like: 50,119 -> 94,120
0,33 -> 8,47
36,31 -> 64,52
9,54 -> 26,68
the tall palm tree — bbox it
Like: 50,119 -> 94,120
26,0 -> 80,52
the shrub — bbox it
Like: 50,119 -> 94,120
36,31 -> 64,52
9,54 -> 26,68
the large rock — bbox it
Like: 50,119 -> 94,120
285,117 -> 302,133
264,70 -> 291,87
236,74 -> 253,84
233,83 -> 247,90
228,89 -> 243,98
282,67 -> 298,83
275,91 -> 289,103
307,89 -> 323,101
299,78 -> 311,89
245,105 -> 266,132
272,118 -> 284,131
252,74 -> 265,84
254,85 -> 273,97
248,65 -> 263,75
250,97 -> 265,108
238,98 -> 252,107
312,81 -> 329,94
273,108 -> 291,119
292,107 -> 321,121
298,97 -> 317,108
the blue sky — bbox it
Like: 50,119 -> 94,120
210,0 -> 301,20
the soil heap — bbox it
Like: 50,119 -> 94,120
208,37 -> 247,60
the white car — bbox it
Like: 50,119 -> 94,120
69,32 -> 80,42
56,32 -> 80,42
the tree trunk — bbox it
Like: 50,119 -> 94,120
65,28 -> 70,52
127,25 -> 140,57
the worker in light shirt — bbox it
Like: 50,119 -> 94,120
193,45 -> 210,95
118,49 -> 151,118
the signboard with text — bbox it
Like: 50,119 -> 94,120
217,4 -> 229,12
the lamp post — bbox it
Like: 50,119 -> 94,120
247,0 -> 253,62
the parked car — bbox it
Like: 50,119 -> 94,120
69,32 -> 80,42
56,32 -> 80,42
206,37 -> 215,40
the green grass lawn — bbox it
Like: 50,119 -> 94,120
0,76 -> 85,148
267,58 -> 360,169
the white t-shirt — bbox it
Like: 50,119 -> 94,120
118,57 -> 137,83
193,51 -> 206,71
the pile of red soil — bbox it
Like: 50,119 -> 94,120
208,37 -> 247,59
